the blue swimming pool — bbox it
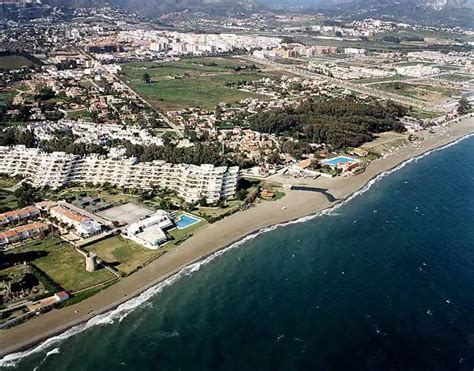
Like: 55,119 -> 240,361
322,156 -> 357,167
175,214 -> 200,229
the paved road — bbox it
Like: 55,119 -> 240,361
77,49 -> 183,137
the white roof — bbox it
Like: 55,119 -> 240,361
136,225 -> 167,245
77,220 -> 102,234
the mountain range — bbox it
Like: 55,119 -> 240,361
39,0 -> 474,27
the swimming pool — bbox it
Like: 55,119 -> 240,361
321,156 -> 357,167
175,214 -> 200,229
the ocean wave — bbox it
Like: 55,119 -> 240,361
1,132 -> 473,368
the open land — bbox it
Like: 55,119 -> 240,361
120,57 -> 281,111
0,55 -> 34,70
5,238 -> 116,292
86,235 -> 163,276
1,115 -> 473,357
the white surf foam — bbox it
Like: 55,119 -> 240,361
1,132 -> 473,368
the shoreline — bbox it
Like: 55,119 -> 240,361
1,116 -> 474,362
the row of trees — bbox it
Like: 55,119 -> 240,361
248,97 -> 408,148
122,141 -> 229,166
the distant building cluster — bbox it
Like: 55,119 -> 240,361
252,45 -> 365,60
396,64 -> 441,78
0,146 -> 239,204
27,120 -> 164,147
117,31 -> 281,57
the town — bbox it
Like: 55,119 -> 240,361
0,0 -> 473,332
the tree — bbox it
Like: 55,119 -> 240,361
457,97 -> 471,115
143,72 -> 151,84
198,196 -> 208,207
215,105 -> 223,121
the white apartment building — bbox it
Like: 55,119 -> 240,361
0,146 -> 239,204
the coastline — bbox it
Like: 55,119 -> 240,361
1,116 -> 474,362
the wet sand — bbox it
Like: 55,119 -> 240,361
1,116 -> 473,358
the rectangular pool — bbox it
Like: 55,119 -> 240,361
175,214 -> 200,229
322,156 -> 357,167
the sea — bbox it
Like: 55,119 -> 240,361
1,134 -> 474,371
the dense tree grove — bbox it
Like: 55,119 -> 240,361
41,138 -> 109,156
457,97 -> 472,115
248,98 -> 408,148
122,141 -> 229,166
0,128 -> 36,147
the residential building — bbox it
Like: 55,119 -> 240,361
0,222 -> 49,248
50,202 -> 103,238
0,206 -> 40,226
0,146 -> 239,204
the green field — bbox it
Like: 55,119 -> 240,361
65,108 -> 92,120
0,55 -> 34,70
436,73 -> 473,82
195,199 -> 243,220
87,235 -> 163,275
120,57 -> 276,111
0,189 -> 19,213
375,81 -> 458,102
167,215 -> 206,245
6,238 -> 115,292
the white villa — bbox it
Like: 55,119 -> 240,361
0,146 -> 239,204
126,210 -> 173,249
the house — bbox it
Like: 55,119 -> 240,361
0,222 -> 49,248
350,148 -> 369,157
50,203 -> 103,238
126,210 -> 173,249
0,206 -> 41,226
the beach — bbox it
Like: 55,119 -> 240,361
1,115 -> 474,359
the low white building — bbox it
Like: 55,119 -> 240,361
126,211 -> 173,249
50,203 -> 103,238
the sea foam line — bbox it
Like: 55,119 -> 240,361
1,132 -> 473,368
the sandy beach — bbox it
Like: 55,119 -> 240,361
1,116 -> 473,359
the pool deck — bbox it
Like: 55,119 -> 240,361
322,156 -> 358,167
175,212 -> 202,229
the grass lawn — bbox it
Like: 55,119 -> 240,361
6,237 -> 115,292
195,199 -> 243,220
0,55 -> 34,70
0,91 -> 13,106
375,81 -> 458,102
47,185 -> 142,205
120,57 -> 277,111
167,214 -> 207,247
87,235 -> 163,275
435,73 -> 473,82
0,176 -> 19,188
0,189 -> 20,212
65,108 -> 92,120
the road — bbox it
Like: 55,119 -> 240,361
77,49 -> 182,137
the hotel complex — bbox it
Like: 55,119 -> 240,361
0,145 -> 239,203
